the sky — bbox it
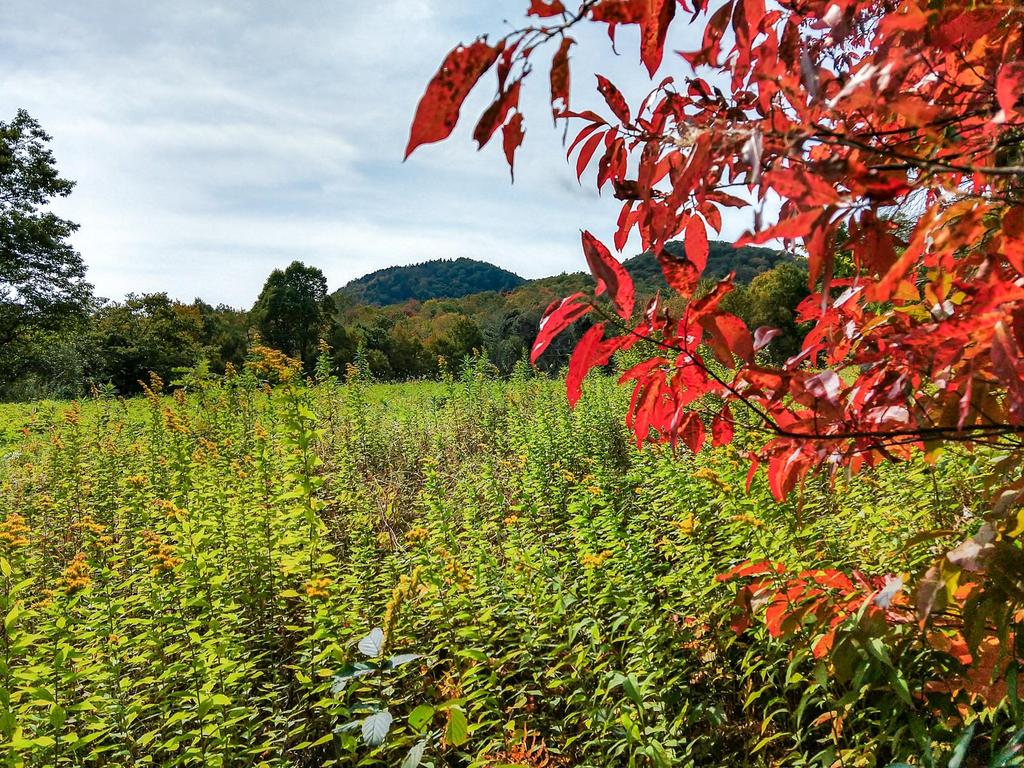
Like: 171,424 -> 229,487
2,1 -> 754,308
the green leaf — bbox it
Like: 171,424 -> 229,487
947,721 -> 976,768
408,704 -> 435,732
332,662 -> 376,692
622,674 -> 644,706
385,653 -> 421,669
446,708 -> 469,747
886,668 -> 912,706
992,726 -> 1024,767
361,709 -> 393,747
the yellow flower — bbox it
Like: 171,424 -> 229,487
503,515 -> 520,526
671,515 -> 697,536
153,499 -> 186,520
0,513 -> 30,549
405,526 -> 430,543
304,576 -> 332,599
437,548 -> 471,590
246,344 -> 302,383
581,550 -> 614,569
141,530 -> 183,573
731,514 -> 765,529
63,552 -> 93,594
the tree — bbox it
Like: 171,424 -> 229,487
252,261 -> 333,369
721,260 -> 809,359
409,0 -> 1024,706
92,293 -> 204,394
192,300 -> 250,373
0,109 -> 92,385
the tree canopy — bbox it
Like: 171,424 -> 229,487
252,260 -> 334,369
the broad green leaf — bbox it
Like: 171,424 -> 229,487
446,708 -> 469,747
401,739 -> 428,768
948,721 -> 976,768
361,709 -> 393,747
408,704 -> 435,731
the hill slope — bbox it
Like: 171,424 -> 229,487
336,257 -> 526,306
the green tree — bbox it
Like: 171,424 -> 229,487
92,293 -> 204,394
721,261 -> 810,360
193,299 -> 250,373
0,109 -> 92,388
426,313 -> 483,369
252,261 -> 333,368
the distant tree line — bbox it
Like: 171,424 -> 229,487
0,109 -> 811,401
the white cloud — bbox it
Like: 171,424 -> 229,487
2,1 -> 752,307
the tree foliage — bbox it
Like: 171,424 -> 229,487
253,261 -> 334,370
0,110 -> 92,384
409,0 -> 1024,717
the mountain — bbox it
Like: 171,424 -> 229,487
327,239 -> 805,380
335,257 -> 526,306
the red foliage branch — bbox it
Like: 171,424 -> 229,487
407,0 -> 1024,632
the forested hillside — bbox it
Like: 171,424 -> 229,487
335,258 -> 525,305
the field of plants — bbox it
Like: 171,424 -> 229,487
0,349 -> 1017,767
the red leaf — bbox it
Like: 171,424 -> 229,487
596,75 -> 631,124
406,39 -> 502,159
567,122 -> 604,158
528,0 -> 566,17
684,216 -> 709,274
996,62 -> 1024,117
473,80 -> 522,149
502,112 -> 526,178
567,323 -> 626,406
656,247 -> 700,296
582,230 -> 635,319
753,326 -> 781,352
767,447 -> 809,501
700,312 -> 754,366
767,167 -> 840,207
640,0 -> 676,77
597,136 -> 627,190
531,293 -> 592,363
736,208 -> 822,246
615,201 -> 638,251
550,37 -> 575,119
745,454 -> 759,492
673,411 -> 706,454
590,0 -> 646,24
576,129 -> 607,180
717,560 -> 785,582
711,404 -> 734,446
